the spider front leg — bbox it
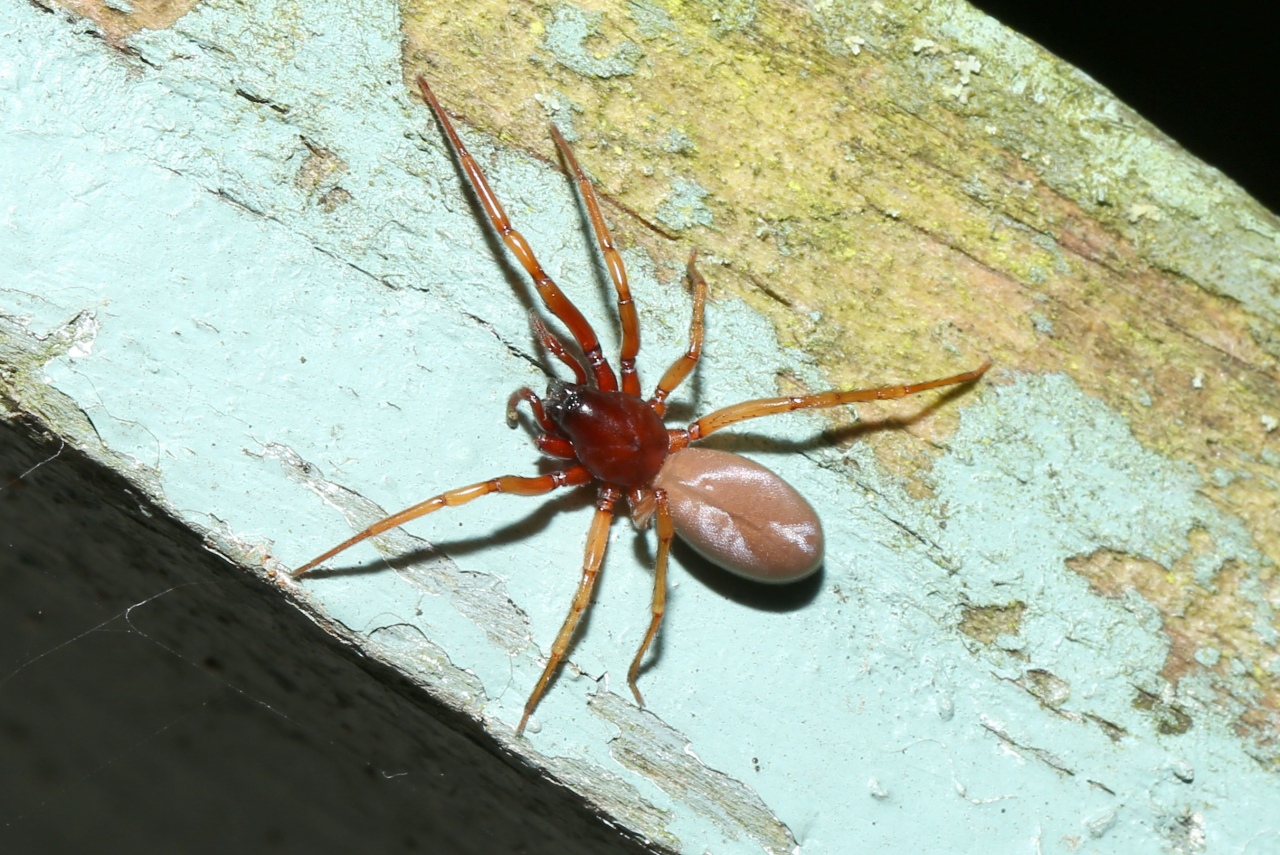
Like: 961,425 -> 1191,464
550,125 -> 641,397
519,486 -> 621,735
528,312 -> 588,386
293,467 -> 592,577
416,76 -> 619,392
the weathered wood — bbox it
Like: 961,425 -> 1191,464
5,0 -> 1279,852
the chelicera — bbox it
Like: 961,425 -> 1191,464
293,76 -> 991,735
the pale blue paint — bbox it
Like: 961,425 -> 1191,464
3,0 -> 1279,852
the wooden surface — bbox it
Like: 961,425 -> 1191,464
5,0 -> 1280,852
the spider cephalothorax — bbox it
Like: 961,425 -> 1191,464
541,380 -> 669,488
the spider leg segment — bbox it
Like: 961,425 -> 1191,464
529,312 -> 588,386
549,125 -> 641,398
683,361 -> 993,443
416,76 -> 618,392
535,434 -> 578,459
518,486 -> 622,735
650,251 -> 708,416
292,467 -> 592,578
626,488 -> 674,706
506,387 -> 556,431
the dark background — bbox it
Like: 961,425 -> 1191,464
969,2 -> 1279,214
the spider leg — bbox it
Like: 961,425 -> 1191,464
416,76 -> 618,392
684,362 -> 992,442
518,485 -> 620,735
549,125 -> 641,397
627,488 -> 673,706
293,466 -> 592,578
529,312 -> 588,385
650,250 -> 708,417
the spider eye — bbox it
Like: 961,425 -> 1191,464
544,379 -> 580,421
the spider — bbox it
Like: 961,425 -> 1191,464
293,76 -> 991,736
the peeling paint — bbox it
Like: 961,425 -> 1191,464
594,693 -> 795,854
542,4 -> 642,78
656,177 -> 714,231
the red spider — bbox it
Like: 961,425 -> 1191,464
294,76 -> 990,735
